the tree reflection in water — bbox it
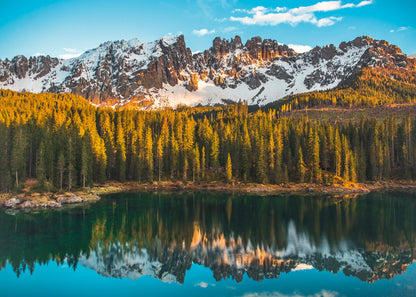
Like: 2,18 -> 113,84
0,191 -> 415,283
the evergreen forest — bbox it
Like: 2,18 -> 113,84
1,88 -> 416,192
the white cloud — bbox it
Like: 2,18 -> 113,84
288,44 -> 313,53
315,16 -> 343,27
223,26 -> 238,32
230,0 -> 374,27
390,26 -> 411,33
290,1 -> 350,14
275,7 -> 287,12
214,17 -> 228,23
192,28 -> 216,37
239,290 -> 339,297
195,282 -> 209,288
398,26 -> 411,31
33,53 -> 45,56
356,0 -> 373,7
194,281 -> 215,288
249,6 -> 268,14
231,12 -> 317,26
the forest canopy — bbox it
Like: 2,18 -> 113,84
0,88 -> 415,192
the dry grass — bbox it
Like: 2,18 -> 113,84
282,103 -> 416,123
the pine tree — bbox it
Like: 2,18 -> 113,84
334,129 -> 341,177
210,131 -> 219,170
0,125 -> 12,191
144,127 -> 153,182
225,153 -> 232,183
67,135 -> 75,191
201,146 -> 206,180
10,127 -> 27,188
297,147 -> 306,183
307,127 -> 321,183
170,131 -> 179,180
156,137 -> 163,183
115,116 -> 126,181
241,122 -> 251,181
255,135 -> 267,184
57,151 -> 65,190
183,156 -> 188,182
274,124 -> 283,184
192,145 -> 200,182
81,138 -> 90,188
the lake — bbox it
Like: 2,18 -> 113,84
0,191 -> 415,297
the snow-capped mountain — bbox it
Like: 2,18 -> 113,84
0,35 -> 414,109
79,222 -> 414,283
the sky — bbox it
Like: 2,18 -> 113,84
0,0 -> 415,60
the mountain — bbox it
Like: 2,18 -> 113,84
79,223 -> 414,284
0,35 -> 415,109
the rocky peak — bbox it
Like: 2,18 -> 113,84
0,35 -> 413,109
351,35 -> 374,47
11,55 -> 29,79
230,35 -> 243,51
244,36 -> 296,60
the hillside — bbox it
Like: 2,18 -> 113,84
263,68 -> 416,118
1,89 -> 416,193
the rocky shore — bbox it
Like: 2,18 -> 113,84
1,180 -> 416,211
89,180 -> 416,196
1,191 -> 100,210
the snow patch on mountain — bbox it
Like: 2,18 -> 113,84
1,35 -> 408,109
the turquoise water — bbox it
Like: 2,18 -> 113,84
0,191 -> 415,297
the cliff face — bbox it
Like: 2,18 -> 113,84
1,35 -> 415,108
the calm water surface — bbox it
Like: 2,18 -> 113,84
0,191 -> 415,297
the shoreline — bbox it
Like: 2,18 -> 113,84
1,180 -> 416,210
90,180 -> 416,196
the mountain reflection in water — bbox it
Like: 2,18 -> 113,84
0,192 -> 415,284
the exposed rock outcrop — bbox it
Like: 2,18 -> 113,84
1,35 -> 414,108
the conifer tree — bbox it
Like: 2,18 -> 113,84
170,131 -> 179,180
81,138 -> 91,188
144,127 -> 153,181
201,146 -> 206,180
210,131 -> 220,170
57,151 -> 65,190
241,122 -> 251,181
226,153 -> 232,183
0,125 -> 12,191
157,137 -> 163,182
10,127 -> 27,188
297,147 -> 306,183
334,129 -> 341,177
115,116 -> 126,181
67,135 -> 75,191
256,135 -> 267,184
192,145 -> 200,182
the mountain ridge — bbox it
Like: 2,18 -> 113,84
0,35 -> 414,109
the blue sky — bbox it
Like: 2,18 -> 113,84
0,0 -> 415,60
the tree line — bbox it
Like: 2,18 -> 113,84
265,69 -> 416,112
1,89 -> 416,192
